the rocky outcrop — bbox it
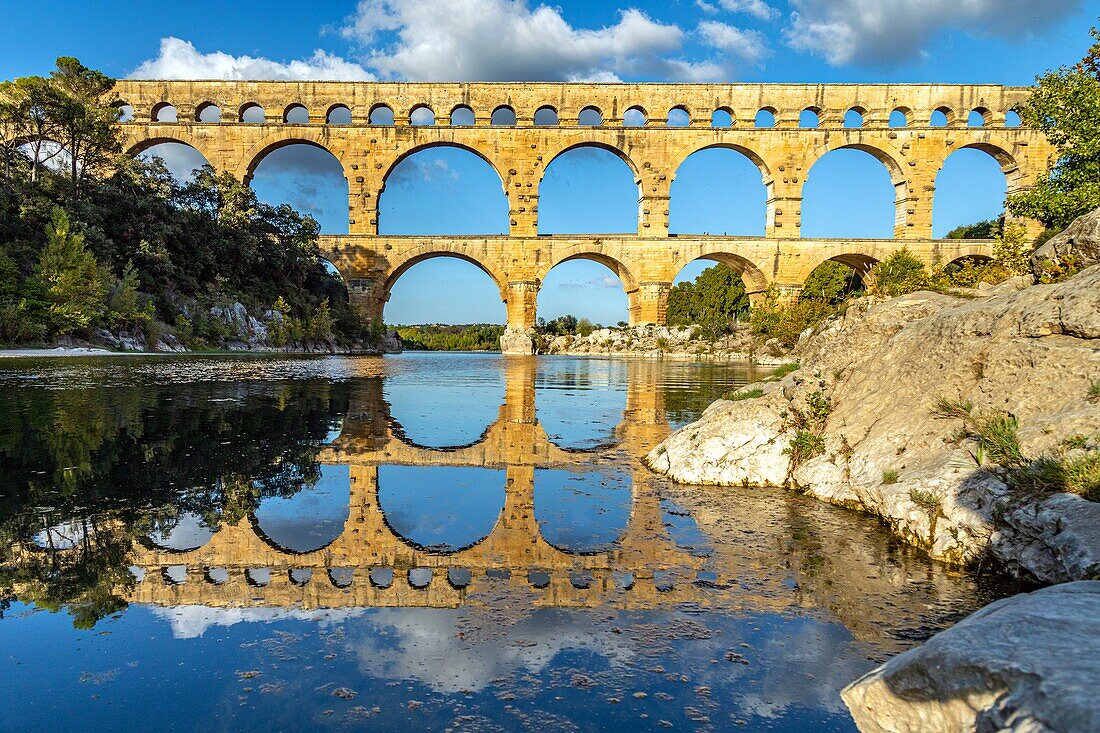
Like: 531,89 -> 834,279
1033,206 -> 1100,280
500,326 -> 536,355
539,324 -> 786,360
647,266 -> 1100,580
842,581 -> 1100,733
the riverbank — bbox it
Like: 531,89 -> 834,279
539,323 -> 792,362
646,264 -> 1100,583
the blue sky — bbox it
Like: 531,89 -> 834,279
5,0 -> 1094,325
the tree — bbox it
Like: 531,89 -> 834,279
49,57 -> 121,200
34,207 -> 108,334
1007,24 -> 1100,231
800,261 -> 862,304
666,264 -> 749,340
945,217 -> 1004,240
0,76 -> 65,184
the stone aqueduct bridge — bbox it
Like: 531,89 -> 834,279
113,80 -> 1054,351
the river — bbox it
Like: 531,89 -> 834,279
0,353 -> 1019,731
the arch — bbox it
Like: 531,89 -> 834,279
534,468 -> 631,553
667,106 -> 690,127
377,465 -> 506,553
665,252 -> 770,298
283,103 -> 309,124
383,249 -> 509,303
800,107 -> 820,128
1004,109 -> 1022,128
369,103 -> 395,125
711,107 -> 733,128
932,147 -> 1009,238
754,107 -> 776,128
889,108 -> 910,128
251,465 -> 351,554
967,108 -> 990,127
537,252 -> 637,328
449,104 -> 475,126
409,104 -> 436,126
802,145 -> 902,238
669,145 -> 769,236
195,102 -> 221,123
623,106 -> 647,127
946,253 -> 994,269
378,143 -> 509,235
151,102 -> 177,122
239,102 -> 265,123
132,138 -> 212,183
490,105 -> 516,126
578,106 -> 603,126
246,136 -> 349,233
326,104 -> 352,124
146,512 -> 217,552
534,105 -> 558,126
538,143 -> 640,234
115,102 -> 134,122
844,107 -> 865,128
930,106 -> 953,127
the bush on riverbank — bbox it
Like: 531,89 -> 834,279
0,58 -> 362,350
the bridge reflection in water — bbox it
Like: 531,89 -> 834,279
122,357 -> 718,612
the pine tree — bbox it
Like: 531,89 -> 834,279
35,207 -> 108,334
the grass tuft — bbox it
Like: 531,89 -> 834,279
881,470 -> 899,485
909,489 -> 941,512
725,387 -> 765,402
766,362 -> 800,381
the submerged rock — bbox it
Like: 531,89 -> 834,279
647,266 -> 1100,579
842,581 -> 1100,733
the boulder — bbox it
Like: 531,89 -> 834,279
499,326 -> 535,355
1032,206 -> 1100,280
842,581 -> 1100,733
647,266 -> 1100,577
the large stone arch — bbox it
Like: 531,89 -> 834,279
237,130 -> 351,184
377,141 -> 510,203
536,247 -> 641,324
664,250 -> 771,298
668,142 -> 775,236
123,130 -> 221,170
953,140 -> 1022,189
382,246 -> 511,304
537,140 -> 643,185
803,138 -> 911,233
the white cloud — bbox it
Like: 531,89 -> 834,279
784,0 -> 1082,66
339,0 -> 724,82
698,21 -> 771,64
716,0 -> 779,21
129,37 -> 375,81
696,0 -> 720,14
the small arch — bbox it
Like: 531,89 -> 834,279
667,106 -> 690,127
115,102 -> 134,123
410,105 -> 435,126
450,104 -> 475,126
534,106 -> 558,126
578,106 -> 603,126
490,105 -> 516,126
369,104 -> 395,125
844,108 -> 865,128
800,257 -> 873,303
195,102 -> 221,123
134,139 -> 211,183
968,108 -> 990,127
252,465 -> 351,554
535,469 -> 631,553
283,103 -> 309,124
326,104 -> 352,125
754,108 -> 776,128
930,107 -> 953,127
711,108 -> 733,128
383,251 -> 508,324
240,102 -> 265,123
151,102 -> 177,123
800,108 -> 820,128
1004,109 -> 1022,128
889,108 -> 910,128
623,106 -> 647,127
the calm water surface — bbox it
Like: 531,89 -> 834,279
0,353 -> 1018,731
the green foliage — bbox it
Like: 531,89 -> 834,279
946,218 -> 1004,240
800,261 -> 863,304
34,207 -> 108,335
868,249 -> 935,297
576,317 -> 595,337
396,323 -> 505,351
540,314 -> 578,336
751,288 -> 835,347
909,489 -> 942,512
881,470 -> 899,485
1010,448 -> 1100,502
768,362 -> 800,380
666,264 -> 749,340
724,387 -> 764,401
930,397 -> 974,420
1007,25 -> 1100,230
1089,381 -> 1100,403
783,390 -> 832,469
787,430 -> 826,467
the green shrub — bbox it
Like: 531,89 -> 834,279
767,362 -> 800,380
725,388 -> 764,401
909,489 -> 942,511
1089,381 -> 1100,403
751,291 -> 835,347
1010,451 -> 1100,502
787,430 -> 826,466
881,470 -> 899,485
